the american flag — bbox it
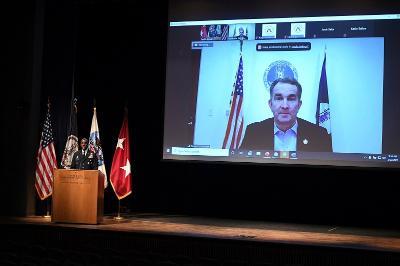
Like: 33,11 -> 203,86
222,55 -> 244,149
221,25 -> 228,40
35,104 -> 57,200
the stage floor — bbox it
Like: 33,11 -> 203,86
3,213 -> 400,253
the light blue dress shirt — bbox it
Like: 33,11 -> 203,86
274,120 -> 298,151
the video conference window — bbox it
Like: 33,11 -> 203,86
163,14 -> 400,167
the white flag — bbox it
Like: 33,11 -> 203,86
89,107 -> 108,188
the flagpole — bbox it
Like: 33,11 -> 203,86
43,197 -> 51,218
114,199 -> 123,220
111,109 -> 132,220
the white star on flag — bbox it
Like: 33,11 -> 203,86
120,159 -> 131,178
117,138 -> 125,149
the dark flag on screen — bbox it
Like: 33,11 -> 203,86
316,53 -> 331,134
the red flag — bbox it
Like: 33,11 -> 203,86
110,114 -> 132,199
35,103 -> 57,200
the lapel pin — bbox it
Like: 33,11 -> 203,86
303,139 -> 308,145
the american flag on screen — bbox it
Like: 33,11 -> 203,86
222,55 -> 244,149
221,25 -> 228,40
35,103 -> 57,200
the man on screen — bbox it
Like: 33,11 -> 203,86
236,27 -> 248,40
240,78 -> 332,152
71,138 -> 98,170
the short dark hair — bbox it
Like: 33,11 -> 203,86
269,78 -> 302,100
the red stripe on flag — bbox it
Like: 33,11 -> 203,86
49,144 -> 57,168
37,161 -> 48,190
236,119 -> 244,146
222,93 -> 238,148
229,96 -> 243,149
36,166 -> 49,198
36,145 -> 55,198
41,151 -> 52,179
35,182 -> 44,199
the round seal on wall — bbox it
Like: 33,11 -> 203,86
263,60 -> 298,90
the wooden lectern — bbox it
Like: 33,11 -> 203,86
52,169 -> 104,224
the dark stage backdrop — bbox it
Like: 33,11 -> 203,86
5,0 -> 400,228
38,0 -> 168,215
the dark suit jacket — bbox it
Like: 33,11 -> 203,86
70,149 -> 98,170
240,118 -> 332,152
